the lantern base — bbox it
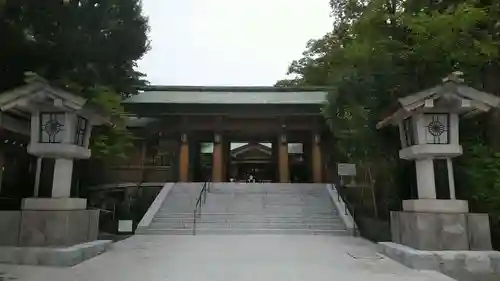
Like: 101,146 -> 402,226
390,211 -> 491,251
402,199 -> 468,213
0,209 -> 99,247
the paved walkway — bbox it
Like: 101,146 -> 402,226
0,235 -> 454,281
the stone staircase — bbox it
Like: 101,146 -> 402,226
141,182 -> 349,235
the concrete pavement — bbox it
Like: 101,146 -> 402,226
0,234 -> 454,281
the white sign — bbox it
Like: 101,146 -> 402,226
337,163 -> 356,176
118,220 -> 133,233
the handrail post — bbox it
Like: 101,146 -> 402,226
193,210 -> 197,235
193,181 -> 209,235
331,181 -> 358,237
203,182 -> 207,204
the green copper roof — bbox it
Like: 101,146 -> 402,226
124,86 -> 330,104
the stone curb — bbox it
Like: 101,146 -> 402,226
0,240 -> 112,266
136,182 -> 175,233
325,184 -> 356,235
378,242 -> 500,280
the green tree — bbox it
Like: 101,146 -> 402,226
0,0 -> 150,159
279,0 -> 500,162
278,0 -> 500,220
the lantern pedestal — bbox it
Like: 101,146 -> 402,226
16,209 -> 99,247
402,199 -> 468,213
390,211 -> 491,251
2,198 -> 98,247
0,208 -> 109,267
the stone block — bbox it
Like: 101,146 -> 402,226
467,213 -> 492,250
17,247 -> 42,265
398,211 -> 417,248
66,210 -> 91,244
79,240 -> 113,261
392,211 -> 479,250
88,209 -> 100,240
399,211 -> 441,249
390,211 -> 401,244
43,247 -> 84,267
0,211 -> 21,246
436,251 -> 467,275
414,213 -> 441,250
439,214 -> 468,250
464,252 -> 493,274
19,209 -> 99,247
0,246 -> 21,264
405,250 -> 439,270
489,251 -> 500,274
378,242 -> 406,264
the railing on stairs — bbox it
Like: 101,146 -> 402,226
192,181 -> 210,235
331,183 -> 359,236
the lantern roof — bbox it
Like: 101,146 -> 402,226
0,72 -> 111,125
377,72 -> 500,129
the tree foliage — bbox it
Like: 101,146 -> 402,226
0,0 -> 150,159
458,140 -> 500,222
278,0 -> 500,219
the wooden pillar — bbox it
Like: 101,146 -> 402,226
178,133 -> 189,182
222,139 -> 230,181
278,133 -> 289,183
212,133 -> 223,182
312,133 -> 322,183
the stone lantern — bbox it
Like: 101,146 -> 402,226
377,72 -> 500,250
0,74 -> 111,256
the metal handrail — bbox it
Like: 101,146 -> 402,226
332,182 -> 359,236
193,181 -> 210,235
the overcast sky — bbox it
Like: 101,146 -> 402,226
137,0 -> 333,86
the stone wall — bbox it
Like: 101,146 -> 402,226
101,166 -> 175,183
357,216 -> 391,242
81,163 -> 175,186
86,185 -> 163,234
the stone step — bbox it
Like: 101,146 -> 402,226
140,228 -> 349,235
153,216 -> 343,224
143,183 -> 347,236
149,222 -> 346,230
201,203 -> 335,208
201,200 -> 333,203
207,190 -> 329,194
153,212 -> 340,219
207,184 -> 328,194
